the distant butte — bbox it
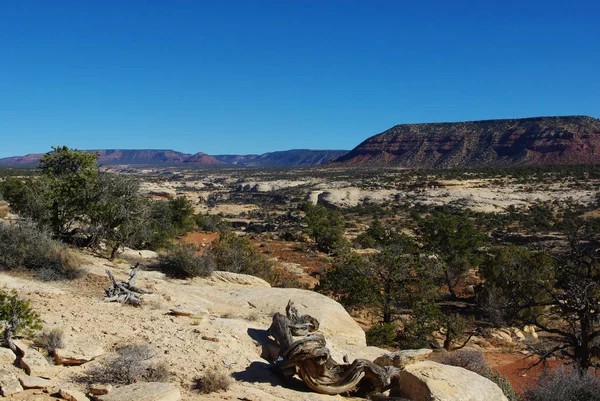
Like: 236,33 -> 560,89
333,116 -> 600,168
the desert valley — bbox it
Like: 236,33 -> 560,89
1,117 -> 600,400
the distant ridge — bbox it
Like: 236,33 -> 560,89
333,116 -> 600,168
0,149 -> 347,167
213,149 -> 349,167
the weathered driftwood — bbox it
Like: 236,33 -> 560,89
103,265 -> 151,306
268,300 -> 401,396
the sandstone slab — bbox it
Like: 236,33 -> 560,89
0,375 -> 23,396
18,346 -> 55,378
19,376 -> 52,389
400,361 -> 508,401
54,342 -> 104,365
374,349 -> 433,368
59,387 -> 89,401
95,382 -> 181,401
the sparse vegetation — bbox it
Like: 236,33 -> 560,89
35,327 -> 66,353
85,344 -> 169,385
523,367 -> 600,401
194,368 -> 232,394
0,221 -> 86,279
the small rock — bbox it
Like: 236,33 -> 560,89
59,387 -> 89,401
19,376 -> 52,389
0,347 -> 16,364
169,307 -> 207,317
0,375 -> 23,396
201,336 -> 219,342
374,349 -> 433,368
95,382 -> 181,401
523,325 -> 539,341
90,383 -> 113,395
54,342 -> 104,365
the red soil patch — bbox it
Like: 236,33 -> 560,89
180,232 -> 219,254
486,350 -> 564,393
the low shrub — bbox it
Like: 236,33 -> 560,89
194,369 -> 232,394
438,349 -> 489,377
157,244 -> 214,278
85,344 -> 169,385
438,349 -> 519,401
0,221 -> 86,280
523,367 -> 600,401
35,327 -> 66,353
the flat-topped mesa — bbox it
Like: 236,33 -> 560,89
333,116 -> 600,168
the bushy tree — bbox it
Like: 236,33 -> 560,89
481,232 -> 600,372
303,203 -> 347,253
1,289 -> 43,352
38,146 -> 99,239
419,213 -> 485,298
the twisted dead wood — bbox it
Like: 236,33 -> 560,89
103,265 -> 152,306
268,300 -> 401,396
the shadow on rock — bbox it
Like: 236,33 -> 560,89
232,361 -> 311,393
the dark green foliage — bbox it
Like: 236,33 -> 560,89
397,302 -> 441,349
1,289 -> 43,351
38,146 -> 99,238
524,368 -> 600,401
365,323 -> 397,347
157,244 -> 214,278
481,233 -> 600,371
319,241 -> 441,327
303,202 -> 347,253
419,212 -> 485,298
167,197 -> 195,233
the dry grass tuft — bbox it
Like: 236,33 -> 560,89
194,369 -> 232,394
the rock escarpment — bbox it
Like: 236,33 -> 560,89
335,116 -> 600,168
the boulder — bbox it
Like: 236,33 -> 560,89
119,248 -> 159,260
54,342 -> 104,365
523,325 -> 539,341
489,329 -> 513,343
400,361 -> 508,401
0,347 -> 16,364
59,387 -> 89,401
0,375 -> 23,396
95,382 -> 181,401
19,376 -> 52,389
374,349 -> 433,368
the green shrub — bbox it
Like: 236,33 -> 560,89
366,323 -> 397,347
157,244 -> 214,278
1,288 -> 43,351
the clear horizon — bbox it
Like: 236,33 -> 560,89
1,1 -> 599,158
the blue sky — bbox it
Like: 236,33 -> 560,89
1,1 -> 598,157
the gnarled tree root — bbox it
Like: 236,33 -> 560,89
268,300 -> 401,396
